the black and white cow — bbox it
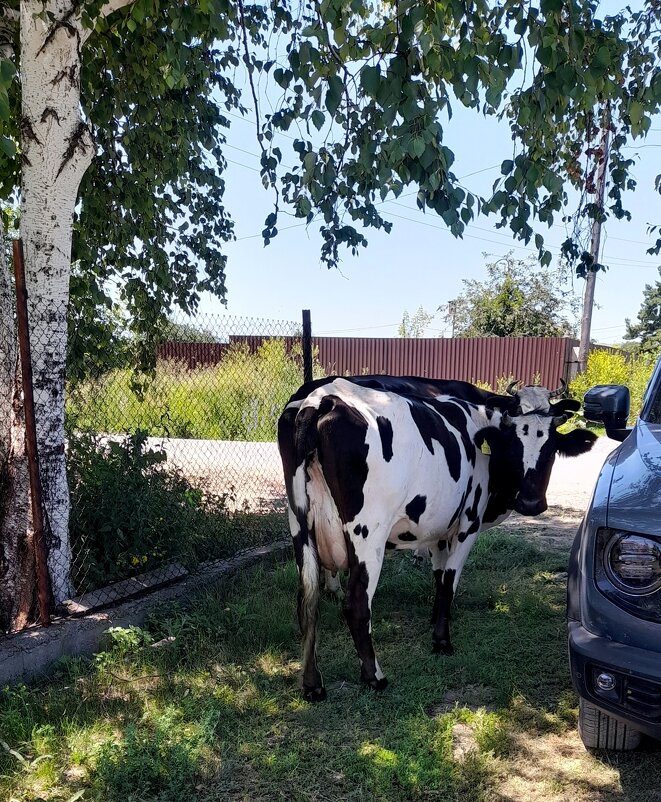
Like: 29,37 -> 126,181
278,377 -> 596,701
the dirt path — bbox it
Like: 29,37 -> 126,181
153,433 -> 620,529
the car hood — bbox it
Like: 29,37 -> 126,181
607,420 -> 661,536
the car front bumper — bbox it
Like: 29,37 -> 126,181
569,621 -> 661,742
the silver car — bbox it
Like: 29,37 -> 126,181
568,360 -> 661,750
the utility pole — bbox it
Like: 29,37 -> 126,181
578,122 -> 611,372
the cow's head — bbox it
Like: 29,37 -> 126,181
477,384 -> 597,516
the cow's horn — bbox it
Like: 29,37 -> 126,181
506,380 -> 519,396
549,378 -> 567,399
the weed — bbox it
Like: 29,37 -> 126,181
66,339 -> 323,441
67,431 -> 253,592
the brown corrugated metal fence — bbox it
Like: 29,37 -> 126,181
312,336 -> 578,387
158,336 -> 582,389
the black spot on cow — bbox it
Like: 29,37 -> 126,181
398,531 -> 417,542
362,525 -> 369,538
448,476 -> 472,528
465,484 -> 483,522
354,524 -> 361,536
343,533 -> 385,689
522,424 -> 529,435
406,400 -> 462,481
464,516 -> 481,538
315,395 -> 370,524
437,539 -> 447,551
353,524 -> 370,539
428,399 -> 477,466
405,494 -> 427,524
376,416 -> 394,462
385,541 -> 396,550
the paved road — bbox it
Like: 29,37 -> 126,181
149,433 -> 620,516
545,434 -> 618,512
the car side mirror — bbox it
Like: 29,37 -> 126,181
583,385 -> 631,441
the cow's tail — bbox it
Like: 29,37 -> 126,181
279,399 -> 328,696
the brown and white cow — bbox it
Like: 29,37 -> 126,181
278,377 -> 595,701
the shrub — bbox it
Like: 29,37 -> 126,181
67,431 -> 232,592
570,349 -> 659,424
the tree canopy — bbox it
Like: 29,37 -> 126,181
399,306 -> 434,338
445,252 -> 579,337
624,267 -> 661,351
0,0 -> 659,343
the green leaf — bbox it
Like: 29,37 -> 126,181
0,60 -> 16,84
325,75 -> 343,115
501,159 -> 514,175
411,137 -> 425,158
360,65 -> 380,97
629,101 -> 643,126
0,135 -> 16,157
540,0 -> 563,13
594,46 -> 611,69
311,110 -> 325,130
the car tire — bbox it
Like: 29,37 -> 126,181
578,698 -> 642,750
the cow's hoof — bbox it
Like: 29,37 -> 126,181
432,639 -> 454,656
302,685 -> 327,703
362,676 -> 389,692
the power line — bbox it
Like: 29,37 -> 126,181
222,136 -> 658,259
316,322 -> 401,334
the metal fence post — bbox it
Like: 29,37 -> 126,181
302,309 -> 312,383
12,239 -> 52,626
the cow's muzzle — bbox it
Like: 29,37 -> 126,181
514,496 -> 548,516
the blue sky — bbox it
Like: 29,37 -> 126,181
198,37 -> 661,345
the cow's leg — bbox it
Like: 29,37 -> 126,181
429,531 -> 479,655
343,531 -> 387,691
290,509 -> 326,702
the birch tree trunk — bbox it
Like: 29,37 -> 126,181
19,0 -> 98,602
0,219 -> 35,631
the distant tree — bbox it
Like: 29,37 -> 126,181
445,253 -> 579,338
157,319 -> 220,344
624,267 -> 661,351
398,307 -> 434,338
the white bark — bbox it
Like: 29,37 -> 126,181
19,0 -> 100,602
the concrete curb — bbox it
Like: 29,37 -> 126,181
0,542 -> 290,686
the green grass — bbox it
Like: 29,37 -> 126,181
1,531 -> 659,801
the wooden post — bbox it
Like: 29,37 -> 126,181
12,239 -> 52,626
302,309 -> 312,383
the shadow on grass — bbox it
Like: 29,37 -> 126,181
2,530 -> 660,802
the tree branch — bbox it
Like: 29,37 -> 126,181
80,0 -> 136,44
0,6 -> 19,59
99,0 -> 135,18
0,7 -> 19,25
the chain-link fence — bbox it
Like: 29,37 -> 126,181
1,281 -> 312,633
61,312 -> 308,610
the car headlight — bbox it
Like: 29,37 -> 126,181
605,532 -> 661,595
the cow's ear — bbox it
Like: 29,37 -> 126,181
550,398 -> 581,415
485,395 -> 521,414
475,427 -> 503,456
556,428 -> 597,457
